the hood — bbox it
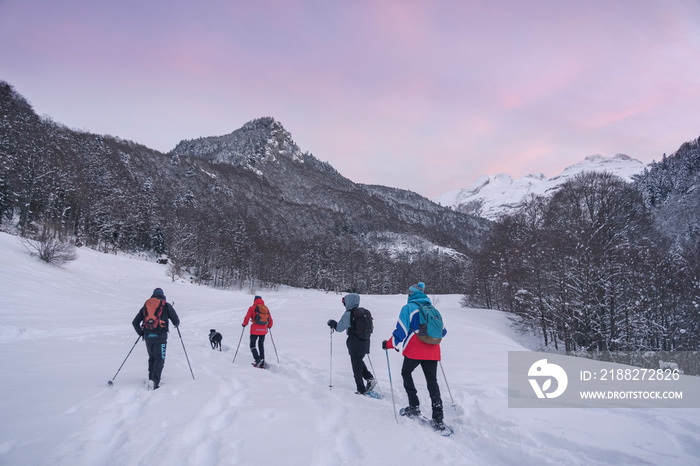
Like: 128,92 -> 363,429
343,293 -> 360,311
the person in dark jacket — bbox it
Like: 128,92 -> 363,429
382,282 -> 446,430
132,288 -> 180,390
327,293 -> 377,395
242,295 -> 273,368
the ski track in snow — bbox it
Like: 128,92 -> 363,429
1,232 -> 700,465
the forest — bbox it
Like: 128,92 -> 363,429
463,164 -> 700,353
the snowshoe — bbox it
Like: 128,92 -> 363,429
355,388 -> 382,399
400,407 -> 454,436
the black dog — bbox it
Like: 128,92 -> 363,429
209,329 -> 223,351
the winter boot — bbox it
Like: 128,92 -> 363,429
401,405 -> 420,418
430,419 -> 446,431
251,347 -> 260,365
366,378 -> 378,392
431,400 -> 444,429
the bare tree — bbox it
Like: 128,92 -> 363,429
22,228 -> 77,265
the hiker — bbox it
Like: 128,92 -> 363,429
242,295 -> 273,368
132,287 -> 180,390
327,293 -> 377,395
382,282 -> 447,429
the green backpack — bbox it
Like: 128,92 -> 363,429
416,303 -> 444,345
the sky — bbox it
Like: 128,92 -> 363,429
2,0 -> 700,199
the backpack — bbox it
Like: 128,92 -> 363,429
416,303 -> 444,345
351,307 -> 373,340
254,304 -> 270,325
143,297 -> 166,331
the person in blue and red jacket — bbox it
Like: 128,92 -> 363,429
382,282 -> 447,430
242,296 -> 273,368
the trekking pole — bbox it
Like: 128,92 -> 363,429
439,361 -> 456,409
385,349 -> 399,423
108,335 -> 141,386
329,327 -> 333,390
366,354 -> 381,393
268,329 -> 280,363
176,326 -> 195,380
232,325 -> 245,364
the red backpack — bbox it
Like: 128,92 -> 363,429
143,298 -> 166,330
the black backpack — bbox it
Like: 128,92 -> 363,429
351,307 -> 373,340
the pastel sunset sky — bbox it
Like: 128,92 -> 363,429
2,0 -> 700,198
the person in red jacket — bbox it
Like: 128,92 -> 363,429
242,295 -> 273,368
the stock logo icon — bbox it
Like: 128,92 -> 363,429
528,359 -> 568,399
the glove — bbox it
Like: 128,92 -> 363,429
327,319 -> 337,330
242,323 -> 246,327
138,329 -> 144,337
382,340 -> 388,350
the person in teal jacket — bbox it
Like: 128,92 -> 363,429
382,282 -> 446,430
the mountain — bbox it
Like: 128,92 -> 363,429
170,116 -> 489,248
0,81 -> 489,294
435,154 -> 646,220
173,117 -> 312,170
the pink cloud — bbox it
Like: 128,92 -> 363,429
367,0 -> 433,50
581,99 -> 662,130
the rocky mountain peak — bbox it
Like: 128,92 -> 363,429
171,116 -> 305,170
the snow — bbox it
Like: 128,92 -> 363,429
1,231 -> 699,465
435,154 -> 647,220
369,232 -> 467,261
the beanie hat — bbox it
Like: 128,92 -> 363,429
407,282 -> 426,296
254,295 -> 262,301
152,288 -> 166,299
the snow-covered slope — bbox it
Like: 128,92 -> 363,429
436,154 -> 646,220
1,232 -> 699,465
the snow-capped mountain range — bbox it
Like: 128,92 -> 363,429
434,154 -> 647,220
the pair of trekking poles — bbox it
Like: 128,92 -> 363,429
328,328 -> 455,422
108,326 -> 195,386
231,327 -> 280,364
